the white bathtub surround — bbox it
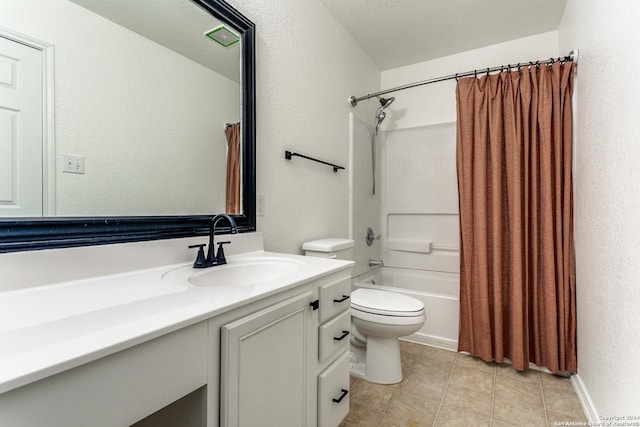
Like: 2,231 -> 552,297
0,232 -> 354,395
349,112 -> 382,277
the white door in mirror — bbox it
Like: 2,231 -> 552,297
0,36 -> 43,216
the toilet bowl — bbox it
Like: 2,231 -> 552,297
302,238 -> 427,385
350,288 -> 426,384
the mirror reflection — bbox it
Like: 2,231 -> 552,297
1,0 -> 242,217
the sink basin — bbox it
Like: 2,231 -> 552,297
162,257 -> 305,287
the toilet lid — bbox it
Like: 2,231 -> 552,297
351,288 -> 425,317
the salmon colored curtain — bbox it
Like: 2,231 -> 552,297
225,123 -> 241,214
456,62 -> 577,373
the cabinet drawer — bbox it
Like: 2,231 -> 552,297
318,351 -> 350,427
318,277 -> 351,323
319,310 -> 350,361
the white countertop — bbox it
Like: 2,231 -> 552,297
0,250 -> 353,394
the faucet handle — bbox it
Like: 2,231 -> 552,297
188,244 -> 207,268
216,241 -> 231,265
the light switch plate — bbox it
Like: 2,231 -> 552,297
62,154 -> 85,174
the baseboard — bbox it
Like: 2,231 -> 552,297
401,332 -> 458,352
571,373 -> 598,422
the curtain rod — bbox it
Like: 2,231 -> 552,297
348,50 -> 579,107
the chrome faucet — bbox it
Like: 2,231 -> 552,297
189,214 -> 238,268
368,259 -> 384,267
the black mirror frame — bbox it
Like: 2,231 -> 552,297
0,0 -> 256,253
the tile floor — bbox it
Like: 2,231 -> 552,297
340,341 -> 587,427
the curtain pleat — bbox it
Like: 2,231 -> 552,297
456,62 -> 576,373
225,123 -> 241,214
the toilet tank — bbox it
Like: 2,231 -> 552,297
302,238 -> 355,260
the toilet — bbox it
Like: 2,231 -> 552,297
303,238 -> 426,384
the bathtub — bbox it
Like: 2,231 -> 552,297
352,267 -> 460,351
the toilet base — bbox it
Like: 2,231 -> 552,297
349,337 -> 403,384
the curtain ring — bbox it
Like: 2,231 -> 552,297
535,60 -> 540,69
486,67 -> 490,76
455,73 -> 459,81
517,63 -> 521,70
474,69 -> 477,78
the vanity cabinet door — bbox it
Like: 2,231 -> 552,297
220,291 -> 313,427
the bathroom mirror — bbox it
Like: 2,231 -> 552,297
0,0 -> 256,252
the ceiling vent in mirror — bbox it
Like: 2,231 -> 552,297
205,25 -> 239,47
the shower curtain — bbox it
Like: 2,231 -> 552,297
225,123 -> 241,214
455,62 -> 577,373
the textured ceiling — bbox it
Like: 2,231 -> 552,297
321,0 -> 567,70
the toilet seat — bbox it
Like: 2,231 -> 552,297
351,288 -> 425,317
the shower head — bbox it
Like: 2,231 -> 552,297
375,110 -> 386,135
378,97 -> 395,109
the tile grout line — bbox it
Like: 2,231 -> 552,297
374,345 -> 422,427
489,364 -> 497,425
431,352 -> 459,427
539,373 -> 550,426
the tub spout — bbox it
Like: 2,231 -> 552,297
368,259 -> 384,267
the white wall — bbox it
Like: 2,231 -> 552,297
226,0 -> 380,254
379,32 -> 560,274
1,0 -> 239,216
381,31 -> 560,130
559,0 -> 640,417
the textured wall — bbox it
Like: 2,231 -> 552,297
226,0 -> 380,254
1,0 -> 239,216
380,31 -> 560,130
560,0 -> 640,416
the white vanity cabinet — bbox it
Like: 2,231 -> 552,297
0,245 -> 353,427
315,275 -> 352,427
220,291 -> 313,427
211,272 -> 352,427
0,322 -> 208,427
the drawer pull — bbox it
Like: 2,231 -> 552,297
333,295 -> 350,303
333,330 -> 350,341
332,388 -> 349,404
